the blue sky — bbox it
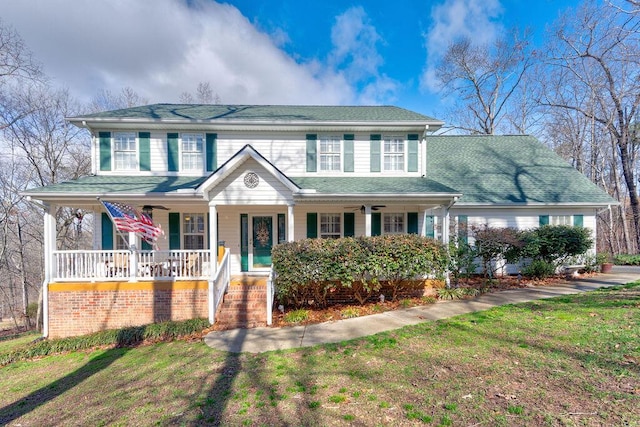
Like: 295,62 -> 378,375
3,0 -> 579,118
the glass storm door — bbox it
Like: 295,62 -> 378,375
252,216 -> 273,268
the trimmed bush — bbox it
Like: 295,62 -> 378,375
522,259 -> 556,279
272,234 -> 448,307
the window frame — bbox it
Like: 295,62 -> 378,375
550,215 -> 572,226
382,136 -> 405,172
181,133 -> 204,171
320,213 -> 341,239
183,213 -> 206,250
318,135 -> 342,172
383,213 -> 405,234
113,132 -> 138,171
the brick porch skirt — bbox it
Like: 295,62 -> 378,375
47,281 -> 208,338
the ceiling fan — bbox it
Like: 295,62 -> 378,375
141,205 -> 170,214
346,205 -> 386,213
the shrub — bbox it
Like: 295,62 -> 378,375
614,253 -> 640,265
471,225 -> 524,279
272,235 -> 448,307
522,259 -> 556,279
521,225 -> 593,265
0,318 -> 209,366
283,309 -> 310,324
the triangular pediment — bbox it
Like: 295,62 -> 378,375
198,145 -> 301,204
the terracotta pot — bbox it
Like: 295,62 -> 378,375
600,262 -> 613,273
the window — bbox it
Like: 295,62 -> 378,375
551,215 -> 571,226
383,137 -> 404,171
115,233 -> 129,250
320,213 -> 341,239
182,133 -> 204,171
319,136 -> 341,171
114,132 -> 137,170
183,213 -> 205,249
384,213 -> 404,234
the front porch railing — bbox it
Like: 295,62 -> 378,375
52,249 -> 212,282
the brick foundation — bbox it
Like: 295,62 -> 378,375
47,281 -> 209,338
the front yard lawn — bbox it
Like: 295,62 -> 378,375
1,283 -> 638,426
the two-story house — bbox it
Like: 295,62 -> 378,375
25,104 -> 616,338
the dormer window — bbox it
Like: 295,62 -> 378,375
113,132 -> 137,171
182,133 -> 204,171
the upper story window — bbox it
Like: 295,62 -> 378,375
319,137 -> 341,171
183,213 -> 205,249
182,133 -> 204,171
383,213 -> 405,234
383,137 -> 404,171
114,132 -> 137,171
320,213 -> 341,239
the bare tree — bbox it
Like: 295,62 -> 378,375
434,29 -> 534,134
540,0 -> 640,251
0,19 -> 44,131
179,81 -> 221,104
88,86 -> 148,113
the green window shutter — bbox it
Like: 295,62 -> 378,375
240,214 -> 249,271
168,212 -> 180,250
343,134 -> 354,172
306,134 -> 317,172
407,212 -> 418,234
458,215 -> 468,244
138,132 -> 151,171
278,213 -> 286,244
167,133 -> 179,172
344,212 -> 355,237
573,214 -> 583,227
206,133 -> 217,172
306,213 -> 318,238
408,134 -> 419,172
425,215 -> 435,238
372,212 -> 382,236
370,134 -> 381,172
101,213 -> 114,250
539,215 -> 549,226
99,131 -> 111,171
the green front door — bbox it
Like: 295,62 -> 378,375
252,216 -> 273,268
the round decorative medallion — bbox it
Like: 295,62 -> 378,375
244,172 -> 259,188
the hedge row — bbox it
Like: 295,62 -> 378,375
271,234 -> 449,308
0,318 -> 209,366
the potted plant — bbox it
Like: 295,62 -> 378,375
597,253 -> 613,273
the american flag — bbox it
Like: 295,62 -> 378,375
101,200 -> 164,245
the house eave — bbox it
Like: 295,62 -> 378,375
67,117 -> 443,133
294,192 -> 462,203
452,201 -> 618,208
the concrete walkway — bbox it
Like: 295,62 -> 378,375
203,269 -> 640,354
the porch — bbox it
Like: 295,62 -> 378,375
52,249 -> 217,282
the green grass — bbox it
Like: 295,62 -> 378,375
0,283 -> 638,426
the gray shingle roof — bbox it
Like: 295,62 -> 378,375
291,177 -> 458,194
24,175 -> 207,195
69,104 -> 440,123
427,135 -> 616,205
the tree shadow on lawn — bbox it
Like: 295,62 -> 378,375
0,331 -> 137,425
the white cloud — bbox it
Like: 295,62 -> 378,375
421,0 -> 504,91
327,7 -> 399,105
2,0 -> 354,106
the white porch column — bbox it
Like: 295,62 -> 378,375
287,204 -> 295,242
364,205 -> 372,237
42,203 -> 56,338
208,203 -> 218,325
209,204 -> 218,274
442,206 -> 451,246
422,209 -> 429,237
